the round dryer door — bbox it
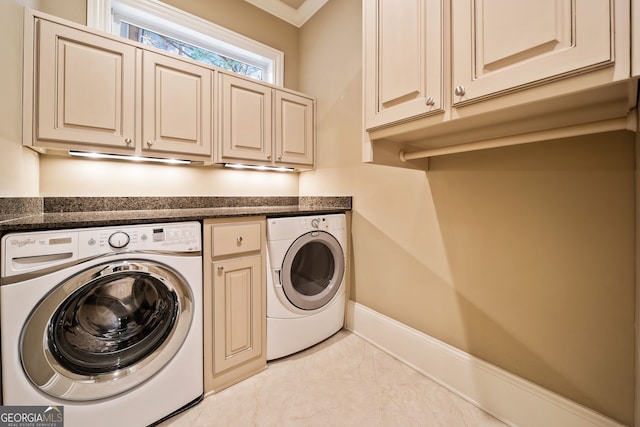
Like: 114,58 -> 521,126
21,260 -> 193,401
281,231 -> 345,311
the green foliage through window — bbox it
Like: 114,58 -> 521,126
121,22 -> 263,80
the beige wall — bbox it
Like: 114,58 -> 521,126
38,156 -> 298,196
298,0 -> 635,425
34,0 -> 86,24
427,134 -> 634,424
0,0 -> 40,197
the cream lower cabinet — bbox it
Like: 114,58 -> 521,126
203,218 -> 266,394
218,73 -> 315,169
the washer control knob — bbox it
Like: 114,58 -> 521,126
311,218 -> 320,229
108,231 -> 130,248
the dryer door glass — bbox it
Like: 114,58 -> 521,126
281,231 -> 345,310
21,260 -> 194,401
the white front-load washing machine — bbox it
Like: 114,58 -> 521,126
266,213 -> 347,360
0,222 -> 203,427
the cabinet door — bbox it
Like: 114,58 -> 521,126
451,0 -> 614,104
142,51 -> 212,158
212,256 -> 263,374
37,20 -> 136,150
274,91 -> 314,167
364,0 -> 443,130
219,74 -> 273,163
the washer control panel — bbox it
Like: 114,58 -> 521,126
1,222 -> 201,278
80,222 -> 201,256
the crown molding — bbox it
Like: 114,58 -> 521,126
244,0 -> 328,27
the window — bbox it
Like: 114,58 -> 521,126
87,0 -> 284,85
119,22 -> 264,80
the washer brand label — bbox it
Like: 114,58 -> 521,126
8,238 -> 36,247
0,406 -> 64,427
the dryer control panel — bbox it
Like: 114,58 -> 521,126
267,214 -> 346,241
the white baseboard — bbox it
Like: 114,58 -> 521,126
345,301 -> 625,427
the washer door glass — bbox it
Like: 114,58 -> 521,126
21,260 -> 193,401
281,231 -> 345,310
50,271 -> 176,375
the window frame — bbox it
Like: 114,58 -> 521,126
87,0 -> 284,86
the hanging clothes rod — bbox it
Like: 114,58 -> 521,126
398,114 -> 637,161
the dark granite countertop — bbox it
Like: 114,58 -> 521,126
0,196 -> 351,233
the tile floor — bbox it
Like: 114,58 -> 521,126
160,330 -> 507,427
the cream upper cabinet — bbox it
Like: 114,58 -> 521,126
219,73 -> 273,163
27,11 -> 317,169
363,0 -> 634,165
31,17 -> 213,161
363,0 -> 443,130
275,91 -> 314,166
218,73 -> 316,169
451,0 -> 615,104
36,19 -> 136,152
142,51 -> 213,158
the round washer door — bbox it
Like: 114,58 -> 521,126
21,259 -> 193,401
281,231 -> 345,311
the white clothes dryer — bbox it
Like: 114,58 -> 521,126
266,214 -> 347,360
0,222 -> 203,427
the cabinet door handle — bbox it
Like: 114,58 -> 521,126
237,236 -> 243,244
454,86 -> 466,97
125,138 -> 132,145
147,140 -> 154,147
217,265 -> 224,273
425,96 -> 435,106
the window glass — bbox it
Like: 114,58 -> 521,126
87,0 -> 283,85
120,22 -> 264,80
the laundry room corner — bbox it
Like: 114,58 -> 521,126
297,0 -> 637,425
